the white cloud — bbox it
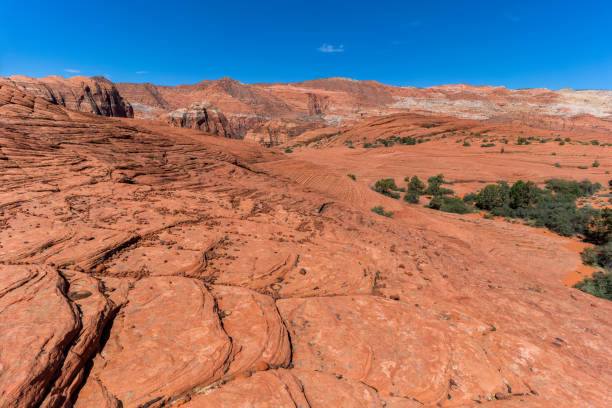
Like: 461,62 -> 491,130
64,68 -> 80,73
318,44 -> 344,53
135,70 -> 149,74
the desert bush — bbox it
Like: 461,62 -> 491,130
404,190 -> 420,204
574,271 -> 612,300
347,174 -> 356,181
406,175 -> 425,194
371,206 -> 394,218
475,183 -> 510,211
585,209 -> 612,245
509,180 -> 539,209
284,147 -> 293,153
462,141 -> 471,147
471,179 -> 600,236
593,160 -> 600,168
374,178 -> 401,199
582,242 -> 612,270
428,196 -> 472,214
544,179 -> 601,198
425,174 -> 454,196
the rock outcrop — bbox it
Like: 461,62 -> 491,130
2,75 -> 133,117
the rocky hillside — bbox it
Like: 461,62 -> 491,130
1,81 -> 611,407
5,75 -> 611,144
2,75 -> 133,118
118,77 -> 612,142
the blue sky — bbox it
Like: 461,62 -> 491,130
1,0 -> 611,89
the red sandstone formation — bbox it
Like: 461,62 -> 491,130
115,76 -> 612,143
5,74 -> 611,144
0,80 -> 611,408
3,75 -> 133,118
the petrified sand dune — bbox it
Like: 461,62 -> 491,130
0,81 -> 611,408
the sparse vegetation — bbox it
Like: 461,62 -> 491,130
347,174 -> 356,181
284,147 -> 293,153
373,178 -> 402,199
371,206 -> 394,218
593,160 -> 600,168
574,271 -> 612,300
428,196 -> 472,214
403,190 -> 420,204
471,179 -> 601,236
424,174 -> 454,196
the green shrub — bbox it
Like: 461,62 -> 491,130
509,180 -> 539,209
404,190 -> 420,204
582,242 -> 612,269
406,175 -> 425,194
475,183 -> 510,211
347,174 -> 356,181
374,178 -> 401,199
591,140 -> 600,146
428,196 -> 472,214
425,174 -> 454,196
555,162 -> 562,168
593,160 -> 600,168
578,165 -> 588,169
284,147 -> 293,153
463,141 -> 471,147
363,142 -> 374,148
463,192 -> 478,205
544,179 -> 601,197
585,209 -> 612,245
481,143 -> 496,147
471,179 -> 600,237
371,206 -> 394,218
574,271 -> 612,300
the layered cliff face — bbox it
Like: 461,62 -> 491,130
164,102 -> 269,139
2,75 -> 133,118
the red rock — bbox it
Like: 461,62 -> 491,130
212,285 -> 291,378
0,265 -> 79,408
40,272 -> 116,408
3,75 -> 133,117
73,276 -> 231,408
181,369 -> 309,407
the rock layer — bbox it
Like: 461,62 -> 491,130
3,75 -> 133,117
